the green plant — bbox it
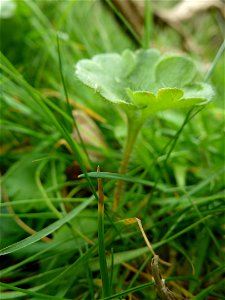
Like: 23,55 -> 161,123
75,49 -> 214,209
1,1 -> 224,298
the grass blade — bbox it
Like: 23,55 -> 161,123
143,0 -> 153,48
204,39 -> 225,81
0,282 -> 71,300
0,197 -> 94,255
79,171 -> 180,192
100,282 -> 154,300
97,166 -> 110,297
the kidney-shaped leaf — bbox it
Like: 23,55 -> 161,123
75,49 -> 214,117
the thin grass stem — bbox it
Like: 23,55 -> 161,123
36,160 -> 62,219
143,0 -> 152,48
204,39 -> 225,81
97,166 -> 111,297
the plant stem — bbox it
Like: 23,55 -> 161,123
113,116 -> 142,210
97,166 -> 110,297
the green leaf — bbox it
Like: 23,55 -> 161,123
75,49 -> 160,104
183,82 -> 214,101
128,87 -> 206,119
126,88 -> 156,109
75,50 -> 135,104
128,49 -> 160,91
155,55 -> 197,87
75,49 -> 214,119
3,155 -> 43,212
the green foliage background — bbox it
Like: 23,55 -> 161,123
0,1 -> 224,299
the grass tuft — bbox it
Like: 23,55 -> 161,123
0,1 -> 224,299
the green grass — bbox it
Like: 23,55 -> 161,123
0,0 -> 225,299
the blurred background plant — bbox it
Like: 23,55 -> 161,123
0,0 -> 224,299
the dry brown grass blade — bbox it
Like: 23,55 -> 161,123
157,0 -> 225,23
122,261 -> 152,281
122,218 -> 192,298
123,217 -> 171,267
151,255 -> 188,300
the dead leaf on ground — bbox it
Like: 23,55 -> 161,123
110,0 -> 224,52
72,109 -> 107,162
156,0 -> 225,23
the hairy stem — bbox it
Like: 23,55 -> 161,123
113,116 -> 142,210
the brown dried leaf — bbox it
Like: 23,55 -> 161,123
72,109 -> 107,162
157,0 -> 225,23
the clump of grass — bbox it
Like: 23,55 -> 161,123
0,1 -> 224,299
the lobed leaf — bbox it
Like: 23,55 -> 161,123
75,49 -> 214,117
